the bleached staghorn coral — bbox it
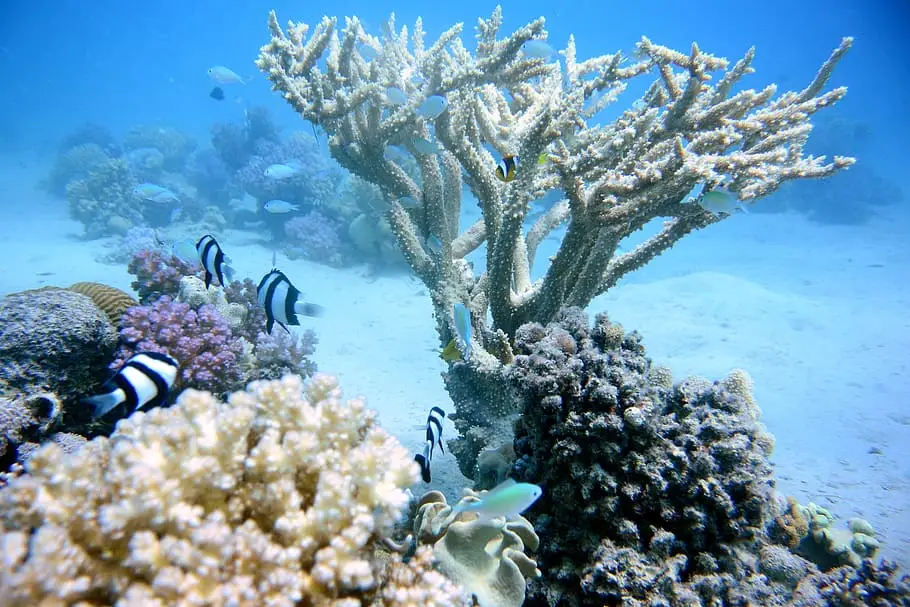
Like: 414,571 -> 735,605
257,6 -> 852,345
0,375 -> 468,606
257,8 -> 852,475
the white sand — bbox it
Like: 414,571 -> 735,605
1,160 -> 907,568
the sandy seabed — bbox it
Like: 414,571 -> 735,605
1,161 -> 907,569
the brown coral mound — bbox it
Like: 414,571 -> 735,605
68,282 -> 137,326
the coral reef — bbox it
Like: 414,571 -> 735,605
257,8 -> 855,474
127,248 -> 201,304
796,502 -> 880,569
65,158 -> 142,238
0,393 -> 61,469
0,289 -> 118,405
68,282 -> 138,326
44,142 -> 111,196
791,559 -> 910,606
122,125 -> 197,172
0,374 -> 466,605
414,489 -> 540,607
509,308 -> 780,605
284,209 -> 346,265
251,329 -> 318,381
114,296 -> 244,395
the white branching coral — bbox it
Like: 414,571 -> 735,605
257,6 -> 853,344
0,375 -> 466,606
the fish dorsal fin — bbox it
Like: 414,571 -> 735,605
486,478 -> 517,496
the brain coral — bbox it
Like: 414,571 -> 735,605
0,374 -> 467,606
68,282 -> 138,326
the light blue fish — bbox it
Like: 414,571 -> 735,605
133,183 -> 179,204
358,43 -> 380,61
452,479 -> 543,522
412,137 -> 439,155
264,163 -> 301,180
425,233 -> 443,255
264,199 -> 300,213
521,39 -> 554,59
383,145 -> 408,162
418,95 -> 448,119
208,65 -> 247,84
699,188 -> 748,217
171,238 -> 199,265
385,86 -> 407,105
453,302 -> 472,359
398,196 -> 420,209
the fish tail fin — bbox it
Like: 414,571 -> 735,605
294,302 -> 325,318
223,264 -> 235,284
81,392 -> 123,418
414,453 -> 431,483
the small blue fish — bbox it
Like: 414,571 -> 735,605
133,183 -> 179,204
452,479 -> 543,522
358,43 -> 380,61
264,200 -> 300,213
453,303 -> 472,359
699,187 -> 748,217
264,163 -> 301,179
521,39 -> 554,59
412,137 -> 439,154
398,196 -> 420,209
208,66 -> 247,84
385,86 -> 407,105
425,233 -> 443,255
418,95 -> 448,119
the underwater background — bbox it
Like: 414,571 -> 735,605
0,0 -> 908,604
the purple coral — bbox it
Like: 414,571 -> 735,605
128,248 -> 201,304
115,297 -> 243,395
284,210 -> 344,265
224,278 -> 318,381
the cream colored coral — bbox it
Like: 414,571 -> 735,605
0,374 -> 465,606
177,275 -> 247,331
413,490 -> 540,607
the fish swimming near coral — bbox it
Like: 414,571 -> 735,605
207,65 -> 247,84
417,95 -> 448,119
133,183 -> 180,204
257,268 -> 325,334
264,199 -> 300,213
440,339 -> 461,362
453,302 -> 473,359
495,155 -> 519,182
81,351 -> 179,418
264,161 -> 303,180
698,187 -> 749,217
451,478 -> 543,522
209,86 -> 225,101
195,234 -> 234,289
414,406 -> 446,483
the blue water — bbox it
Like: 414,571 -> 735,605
1,0 -> 909,591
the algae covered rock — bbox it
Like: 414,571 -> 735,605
0,288 -> 118,404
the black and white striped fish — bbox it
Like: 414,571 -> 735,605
256,268 -> 324,334
81,352 -> 179,418
196,234 -> 235,289
414,406 -> 446,483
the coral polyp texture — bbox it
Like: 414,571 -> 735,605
0,375 -> 467,606
257,6 -> 855,475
